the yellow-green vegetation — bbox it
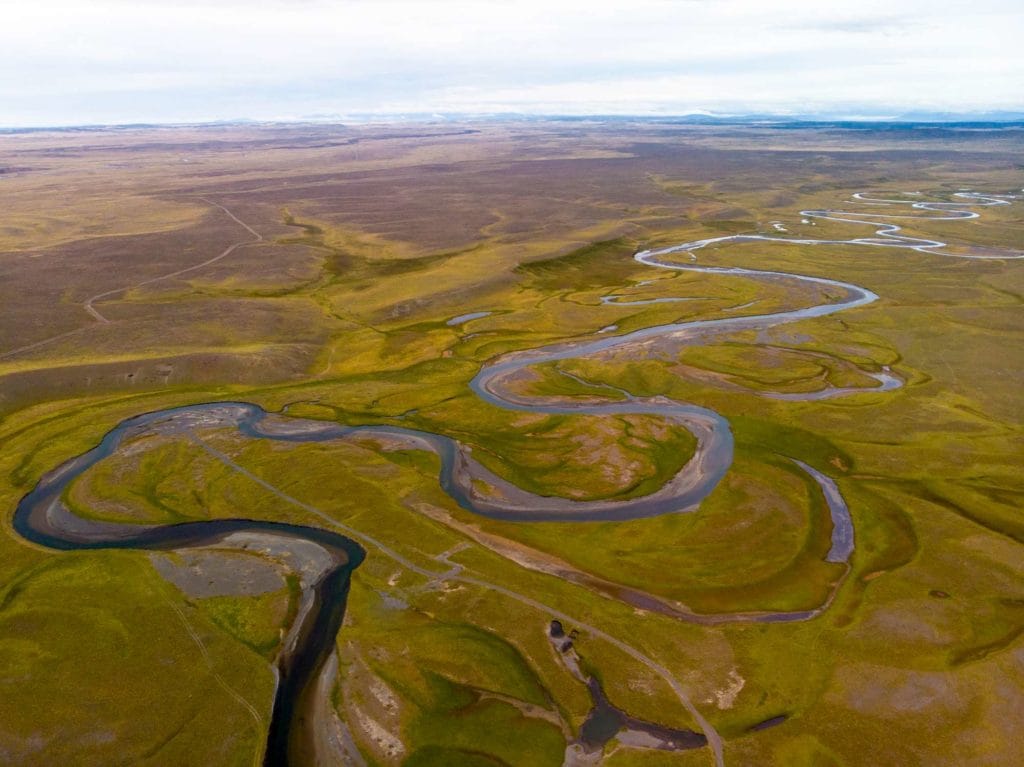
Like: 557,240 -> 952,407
65,435 -> 236,523
198,577 -> 296,659
338,592 -> 569,765
467,450 -> 840,613
1,122 -> 1022,766
0,551 -> 272,766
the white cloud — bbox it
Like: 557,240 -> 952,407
1,0 -> 1021,124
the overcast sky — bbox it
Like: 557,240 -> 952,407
2,0 -> 1022,126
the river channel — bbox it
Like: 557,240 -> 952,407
12,191 -> 1018,764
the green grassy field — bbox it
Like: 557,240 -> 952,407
1,121 -> 1021,766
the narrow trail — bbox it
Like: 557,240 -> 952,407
158,587 -> 267,757
84,198 -> 262,322
0,198 -> 261,359
11,191 -> 1018,767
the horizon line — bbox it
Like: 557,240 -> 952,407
4,110 -> 1024,133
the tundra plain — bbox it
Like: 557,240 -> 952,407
1,120 -> 1022,766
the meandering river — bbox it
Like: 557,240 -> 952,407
12,191 -> 1018,765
